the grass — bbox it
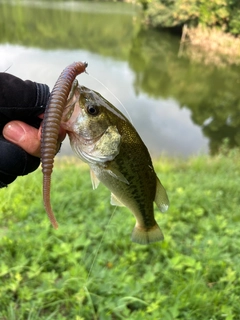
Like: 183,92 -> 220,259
1,147 -> 240,319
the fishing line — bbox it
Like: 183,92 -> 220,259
86,205 -> 117,282
81,69 -> 130,283
3,64 -> 12,72
86,71 -> 133,124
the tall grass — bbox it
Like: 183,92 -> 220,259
179,25 -> 240,67
0,150 -> 240,319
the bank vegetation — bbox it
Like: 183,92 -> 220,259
179,25 -> 240,67
137,0 -> 240,66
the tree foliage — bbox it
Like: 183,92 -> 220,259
0,1 -> 135,59
139,0 -> 240,35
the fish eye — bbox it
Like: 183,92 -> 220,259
87,105 -> 99,116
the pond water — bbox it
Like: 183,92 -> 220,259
1,0 -> 240,158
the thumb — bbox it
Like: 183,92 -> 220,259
3,121 -> 41,157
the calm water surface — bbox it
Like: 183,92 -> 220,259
1,0 -> 239,158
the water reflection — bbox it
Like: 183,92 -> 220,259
1,0 -> 239,157
129,28 -> 240,154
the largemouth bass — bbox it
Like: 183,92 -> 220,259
61,80 -> 169,244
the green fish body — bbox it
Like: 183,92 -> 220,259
61,82 -> 169,244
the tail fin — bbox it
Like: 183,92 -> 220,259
131,223 -> 164,245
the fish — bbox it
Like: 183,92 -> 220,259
61,80 -> 169,244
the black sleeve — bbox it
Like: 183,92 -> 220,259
0,72 -> 50,187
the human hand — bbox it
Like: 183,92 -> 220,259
3,118 -> 66,158
0,72 -> 66,187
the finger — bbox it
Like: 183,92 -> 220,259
3,121 -> 41,157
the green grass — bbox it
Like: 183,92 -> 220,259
1,149 -> 240,320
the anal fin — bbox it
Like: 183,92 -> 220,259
110,193 -> 125,207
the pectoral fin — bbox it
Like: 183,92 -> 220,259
155,177 -> 169,213
105,162 -> 129,185
90,170 -> 100,190
110,193 -> 125,207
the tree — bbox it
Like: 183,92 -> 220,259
139,0 -> 240,35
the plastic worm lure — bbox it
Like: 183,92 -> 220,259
41,61 -> 88,229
